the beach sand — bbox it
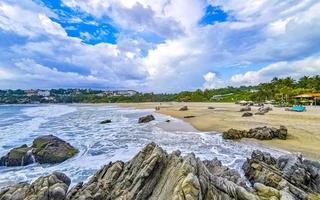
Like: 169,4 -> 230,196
119,102 -> 320,160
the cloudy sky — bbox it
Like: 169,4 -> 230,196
0,0 -> 319,92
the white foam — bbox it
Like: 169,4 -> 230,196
23,105 -> 77,118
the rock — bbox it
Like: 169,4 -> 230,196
179,106 -> 188,111
138,114 -> 155,123
0,144 -> 34,166
0,172 -> 70,200
66,143 -> 259,200
32,135 -> 78,164
208,106 -> 215,109
240,106 -> 251,112
184,115 -> 195,118
165,119 -> 171,123
243,150 -> 320,199
242,112 -> 253,117
100,119 -> 111,124
223,126 -> 288,140
1,135 -> 78,167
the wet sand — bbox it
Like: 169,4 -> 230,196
119,102 -> 320,160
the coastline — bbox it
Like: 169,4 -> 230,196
118,102 -> 320,160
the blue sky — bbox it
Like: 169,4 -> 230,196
0,0 -> 320,92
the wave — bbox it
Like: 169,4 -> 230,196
22,105 -> 77,118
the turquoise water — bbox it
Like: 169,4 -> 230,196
0,104 -> 286,187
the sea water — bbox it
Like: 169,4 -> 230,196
0,104 -> 286,187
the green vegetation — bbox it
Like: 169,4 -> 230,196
0,75 -> 319,104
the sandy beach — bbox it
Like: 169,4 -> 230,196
119,102 -> 320,160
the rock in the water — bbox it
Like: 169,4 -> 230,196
243,150 -> 320,200
179,106 -> 188,111
100,119 -> 112,124
165,119 -> 171,123
240,106 -> 251,112
1,135 -> 78,167
66,142 -> 259,200
138,114 -> 155,123
32,135 -> 78,164
242,112 -> 253,117
0,144 -> 33,167
223,126 -> 288,140
0,172 -> 70,200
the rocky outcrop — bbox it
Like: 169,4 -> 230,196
100,119 -> 112,124
223,126 -> 288,140
184,115 -> 195,118
179,106 -> 188,111
138,114 -> 155,123
243,150 -> 320,200
1,143 -> 320,200
255,107 -> 272,115
66,142 -> 258,200
0,135 -> 78,167
242,112 -> 253,117
208,106 -> 215,109
0,172 -> 70,200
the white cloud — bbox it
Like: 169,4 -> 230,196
203,72 -> 223,89
231,57 -> 320,85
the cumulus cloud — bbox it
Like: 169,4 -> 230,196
231,57 -> 320,85
0,0 -> 319,92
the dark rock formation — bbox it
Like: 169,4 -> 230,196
240,106 -> 251,112
165,119 -> 171,122
242,112 -> 253,117
179,106 -> 188,111
66,142 -> 258,200
138,114 -> 155,123
208,106 -> 215,109
100,119 -> 112,124
223,126 -> 288,140
1,143 -> 320,200
0,172 -> 70,200
255,107 -> 272,115
0,135 -> 78,167
32,135 -> 78,164
184,115 -> 195,118
243,150 -> 320,200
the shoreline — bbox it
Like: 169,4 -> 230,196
118,102 -> 320,160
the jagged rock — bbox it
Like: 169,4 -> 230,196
242,112 -> 253,117
66,142 -> 259,200
223,126 -> 288,140
243,150 -> 320,200
179,106 -> 188,111
138,114 -> 155,123
240,106 -> 251,112
0,135 -> 78,167
100,119 -> 112,124
0,172 -> 70,200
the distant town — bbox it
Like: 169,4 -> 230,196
0,89 -> 139,104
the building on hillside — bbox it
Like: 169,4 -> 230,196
37,90 -> 50,97
105,90 -> 138,97
293,93 -> 320,105
25,90 -> 37,97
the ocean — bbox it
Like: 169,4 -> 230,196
0,104 -> 286,187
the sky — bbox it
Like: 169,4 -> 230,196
0,0 -> 320,92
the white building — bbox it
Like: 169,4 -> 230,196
37,90 -> 50,97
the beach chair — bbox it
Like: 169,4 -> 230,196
291,105 -> 306,112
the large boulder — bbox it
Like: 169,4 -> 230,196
0,172 -> 70,200
243,150 -> 320,200
138,114 -> 155,123
0,135 -> 78,167
223,126 -> 288,140
179,106 -> 188,111
0,144 -> 34,167
32,135 -> 78,164
100,119 -> 111,124
242,112 -> 253,117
